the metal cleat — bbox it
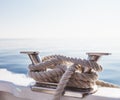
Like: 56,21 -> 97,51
86,52 -> 111,62
20,51 -> 41,65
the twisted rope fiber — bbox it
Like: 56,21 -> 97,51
53,64 -> 76,100
42,55 -> 102,72
28,55 -> 120,100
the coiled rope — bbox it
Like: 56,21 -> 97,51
28,55 -> 120,100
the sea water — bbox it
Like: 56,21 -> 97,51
0,39 -> 120,85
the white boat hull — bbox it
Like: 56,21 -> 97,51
0,81 -> 120,100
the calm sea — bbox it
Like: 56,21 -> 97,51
0,39 -> 120,85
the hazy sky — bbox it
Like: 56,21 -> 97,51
0,0 -> 120,40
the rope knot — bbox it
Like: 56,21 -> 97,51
28,55 -> 120,100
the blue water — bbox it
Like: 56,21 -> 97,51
0,39 -> 120,85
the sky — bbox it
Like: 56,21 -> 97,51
0,0 -> 120,40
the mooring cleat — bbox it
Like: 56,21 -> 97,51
20,51 -> 41,65
86,52 -> 111,62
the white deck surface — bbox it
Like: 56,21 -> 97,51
0,80 -> 120,100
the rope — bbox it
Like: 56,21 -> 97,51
53,64 -> 76,100
28,55 -> 120,100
